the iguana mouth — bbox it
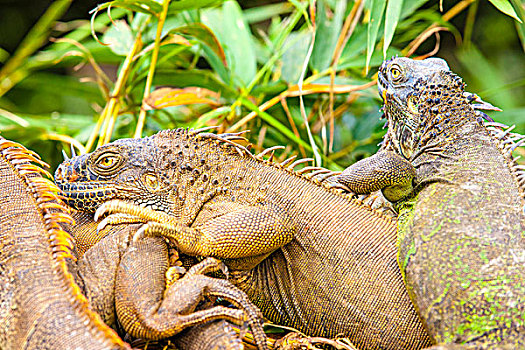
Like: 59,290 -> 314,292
57,182 -> 118,211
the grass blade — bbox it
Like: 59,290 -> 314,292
383,0 -> 404,57
310,0 -> 347,72
487,0 -> 522,22
510,0 -> 525,50
0,0 -> 73,97
365,0 -> 387,73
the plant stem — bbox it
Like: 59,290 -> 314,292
134,0 -> 171,138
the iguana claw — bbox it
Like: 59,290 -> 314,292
97,213 -> 147,233
133,224 -> 148,243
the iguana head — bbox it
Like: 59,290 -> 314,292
55,128 -> 255,215
377,57 -> 468,159
55,133 -> 178,212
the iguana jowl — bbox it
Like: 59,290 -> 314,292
333,57 -> 525,348
55,129 -> 433,349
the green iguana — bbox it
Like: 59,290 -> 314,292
332,57 -> 525,348
55,128 -> 433,349
0,138 -> 129,350
0,136 -> 265,350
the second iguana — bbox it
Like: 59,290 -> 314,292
333,57 -> 525,348
55,128 -> 433,349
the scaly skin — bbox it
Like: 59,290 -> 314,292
0,136 -> 257,350
68,211 -> 268,350
334,57 -> 525,348
0,138 -> 130,350
55,129 -> 433,350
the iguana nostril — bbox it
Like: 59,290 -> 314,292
68,170 -> 79,182
55,167 -> 63,181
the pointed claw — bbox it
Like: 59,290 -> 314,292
62,149 -> 70,161
219,262 -> 229,279
133,224 -> 148,243
97,218 -> 109,233
238,321 -> 249,341
171,266 -> 187,274
70,144 -> 77,157
94,202 -> 110,222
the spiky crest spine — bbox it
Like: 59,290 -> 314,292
0,138 -> 128,347
156,128 -> 396,221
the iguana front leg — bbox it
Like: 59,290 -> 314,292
331,150 -> 416,202
78,224 -> 268,350
116,248 -> 268,349
95,200 -> 295,263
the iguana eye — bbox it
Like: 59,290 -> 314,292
92,151 -> 122,175
98,156 -> 116,168
390,66 -> 402,82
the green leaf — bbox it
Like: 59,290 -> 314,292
339,46 -> 401,70
281,32 -> 312,83
510,0 -> 525,50
400,0 -> 429,20
102,20 -> 134,56
150,69 -> 238,99
91,1 -> 162,16
201,44 -> 232,85
0,0 -> 73,96
168,0 -> 225,13
222,0 -> 257,86
190,106 -> 231,128
383,0 -> 404,57
243,2 -> 294,24
310,0 -> 347,72
487,0 -> 522,23
250,81 -> 288,96
202,1 -> 257,87
365,0 -> 387,73
339,25 -> 367,65
172,23 -> 227,66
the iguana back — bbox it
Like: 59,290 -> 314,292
0,138 -> 129,350
56,129 -> 433,349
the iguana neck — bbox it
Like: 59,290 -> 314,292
383,66 -> 525,345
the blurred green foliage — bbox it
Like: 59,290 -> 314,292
0,0 -> 524,171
